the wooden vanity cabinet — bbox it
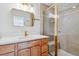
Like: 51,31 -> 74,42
18,40 -> 41,56
17,39 -> 48,56
18,42 -> 30,56
0,44 -> 15,56
0,38 -> 48,56
30,40 -> 41,56
18,49 -> 30,56
1,52 -> 15,56
42,52 -> 48,56
31,46 -> 40,56
41,39 -> 48,56
29,39 -> 48,56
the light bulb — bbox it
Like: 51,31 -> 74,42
72,6 -> 76,8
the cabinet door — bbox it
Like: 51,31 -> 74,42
0,44 -> 15,55
42,52 -> 48,56
18,49 -> 30,56
31,46 -> 40,56
42,44 -> 48,53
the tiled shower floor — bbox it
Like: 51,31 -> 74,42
58,49 -> 74,56
49,49 -> 74,56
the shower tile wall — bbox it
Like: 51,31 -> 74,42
59,7 -> 79,56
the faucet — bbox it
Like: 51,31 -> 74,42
24,31 -> 28,36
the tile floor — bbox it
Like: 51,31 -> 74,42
49,49 -> 74,56
58,49 -> 74,56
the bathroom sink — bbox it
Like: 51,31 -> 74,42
19,35 -> 35,39
19,35 -> 43,39
0,35 -> 48,45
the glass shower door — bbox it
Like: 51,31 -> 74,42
43,4 -> 58,56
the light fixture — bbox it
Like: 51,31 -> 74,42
72,6 -> 76,8
22,3 -> 28,5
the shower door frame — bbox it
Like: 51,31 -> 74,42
45,3 -> 58,56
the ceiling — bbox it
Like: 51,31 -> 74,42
44,3 -> 79,11
21,3 -> 79,12
58,3 -> 79,11
43,3 -> 53,6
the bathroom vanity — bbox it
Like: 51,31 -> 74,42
0,35 -> 48,56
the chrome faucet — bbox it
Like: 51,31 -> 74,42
24,31 -> 28,36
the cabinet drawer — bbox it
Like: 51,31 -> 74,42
1,52 -> 15,56
0,44 -> 15,54
42,39 -> 48,44
18,40 -> 41,50
42,44 -> 48,53
29,40 -> 41,47
18,49 -> 30,56
42,52 -> 48,56
18,42 -> 30,50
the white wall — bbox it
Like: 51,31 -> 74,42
0,3 -> 40,37
33,3 -> 40,19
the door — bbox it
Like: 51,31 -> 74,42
43,4 -> 58,56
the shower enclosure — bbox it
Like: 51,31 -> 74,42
43,3 -> 79,56
58,3 -> 79,56
43,4 -> 58,56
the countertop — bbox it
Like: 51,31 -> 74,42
0,35 -> 49,45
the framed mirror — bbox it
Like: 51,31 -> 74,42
11,8 -> 33,27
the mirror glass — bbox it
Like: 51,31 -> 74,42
13,15 -> 25,26
11,8 -> 33,27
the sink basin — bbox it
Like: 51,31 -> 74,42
19,35 -> 42,39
